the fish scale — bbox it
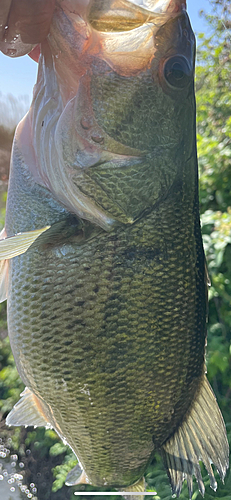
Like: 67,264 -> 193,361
7,159 -> 204,486
1,1 -> 228,497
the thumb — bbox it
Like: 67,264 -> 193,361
4,0 -> 55,45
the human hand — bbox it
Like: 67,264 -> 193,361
0,0 -> 55,56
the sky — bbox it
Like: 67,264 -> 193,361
0,0 -> 211,104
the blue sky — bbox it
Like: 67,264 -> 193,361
0,0 -> 211,101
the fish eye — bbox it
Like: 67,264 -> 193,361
163,56 -> 192,89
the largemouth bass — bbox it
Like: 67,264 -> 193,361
0,0 -> 229,497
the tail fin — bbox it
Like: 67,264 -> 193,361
161,375 -> 229,499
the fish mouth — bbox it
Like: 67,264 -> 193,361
88,0 -> 188,78
88,0 -> 187,31
28,0 -> 191,230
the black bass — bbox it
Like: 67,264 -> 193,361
0,0 -> 229,497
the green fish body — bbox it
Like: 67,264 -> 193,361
1,0 -> 228,497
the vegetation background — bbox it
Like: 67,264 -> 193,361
0,0 -> 230,499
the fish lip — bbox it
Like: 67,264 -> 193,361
87,0 -> 187,36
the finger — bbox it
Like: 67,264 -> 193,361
28,44 -> 41,63
0,0 -> 11,42
5,0 -> 55,45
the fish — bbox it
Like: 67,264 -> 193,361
0,0 -> 229,498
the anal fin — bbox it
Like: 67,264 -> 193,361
6,387 -> 53,429
65,463 -> 89,486
161,374 -> 229,499
65,467 -> 145,500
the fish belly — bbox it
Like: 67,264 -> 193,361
5,148 -> 206,487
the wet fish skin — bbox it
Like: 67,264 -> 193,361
6,148 -> 205,488
3,0 -> 229,496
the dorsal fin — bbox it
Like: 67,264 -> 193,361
6,387 -> 52,429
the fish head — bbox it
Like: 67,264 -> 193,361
23,0 -> 196,229
152,6 -> 195,96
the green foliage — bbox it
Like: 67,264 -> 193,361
196,1 -> 231,214
24,428 -> 68,459
195,0 -> 231,426
52,453 -> 77,492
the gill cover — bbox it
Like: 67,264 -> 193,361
22,0 -> 194,230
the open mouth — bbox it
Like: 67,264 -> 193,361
88,0 -> 186,32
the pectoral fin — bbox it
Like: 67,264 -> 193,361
0,259 -> 8,303
0,226 -> 50,260
0,226 -> 50,302
6,387 -> 52,429
161,375 -> 229,499
0,228 -> 8,302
